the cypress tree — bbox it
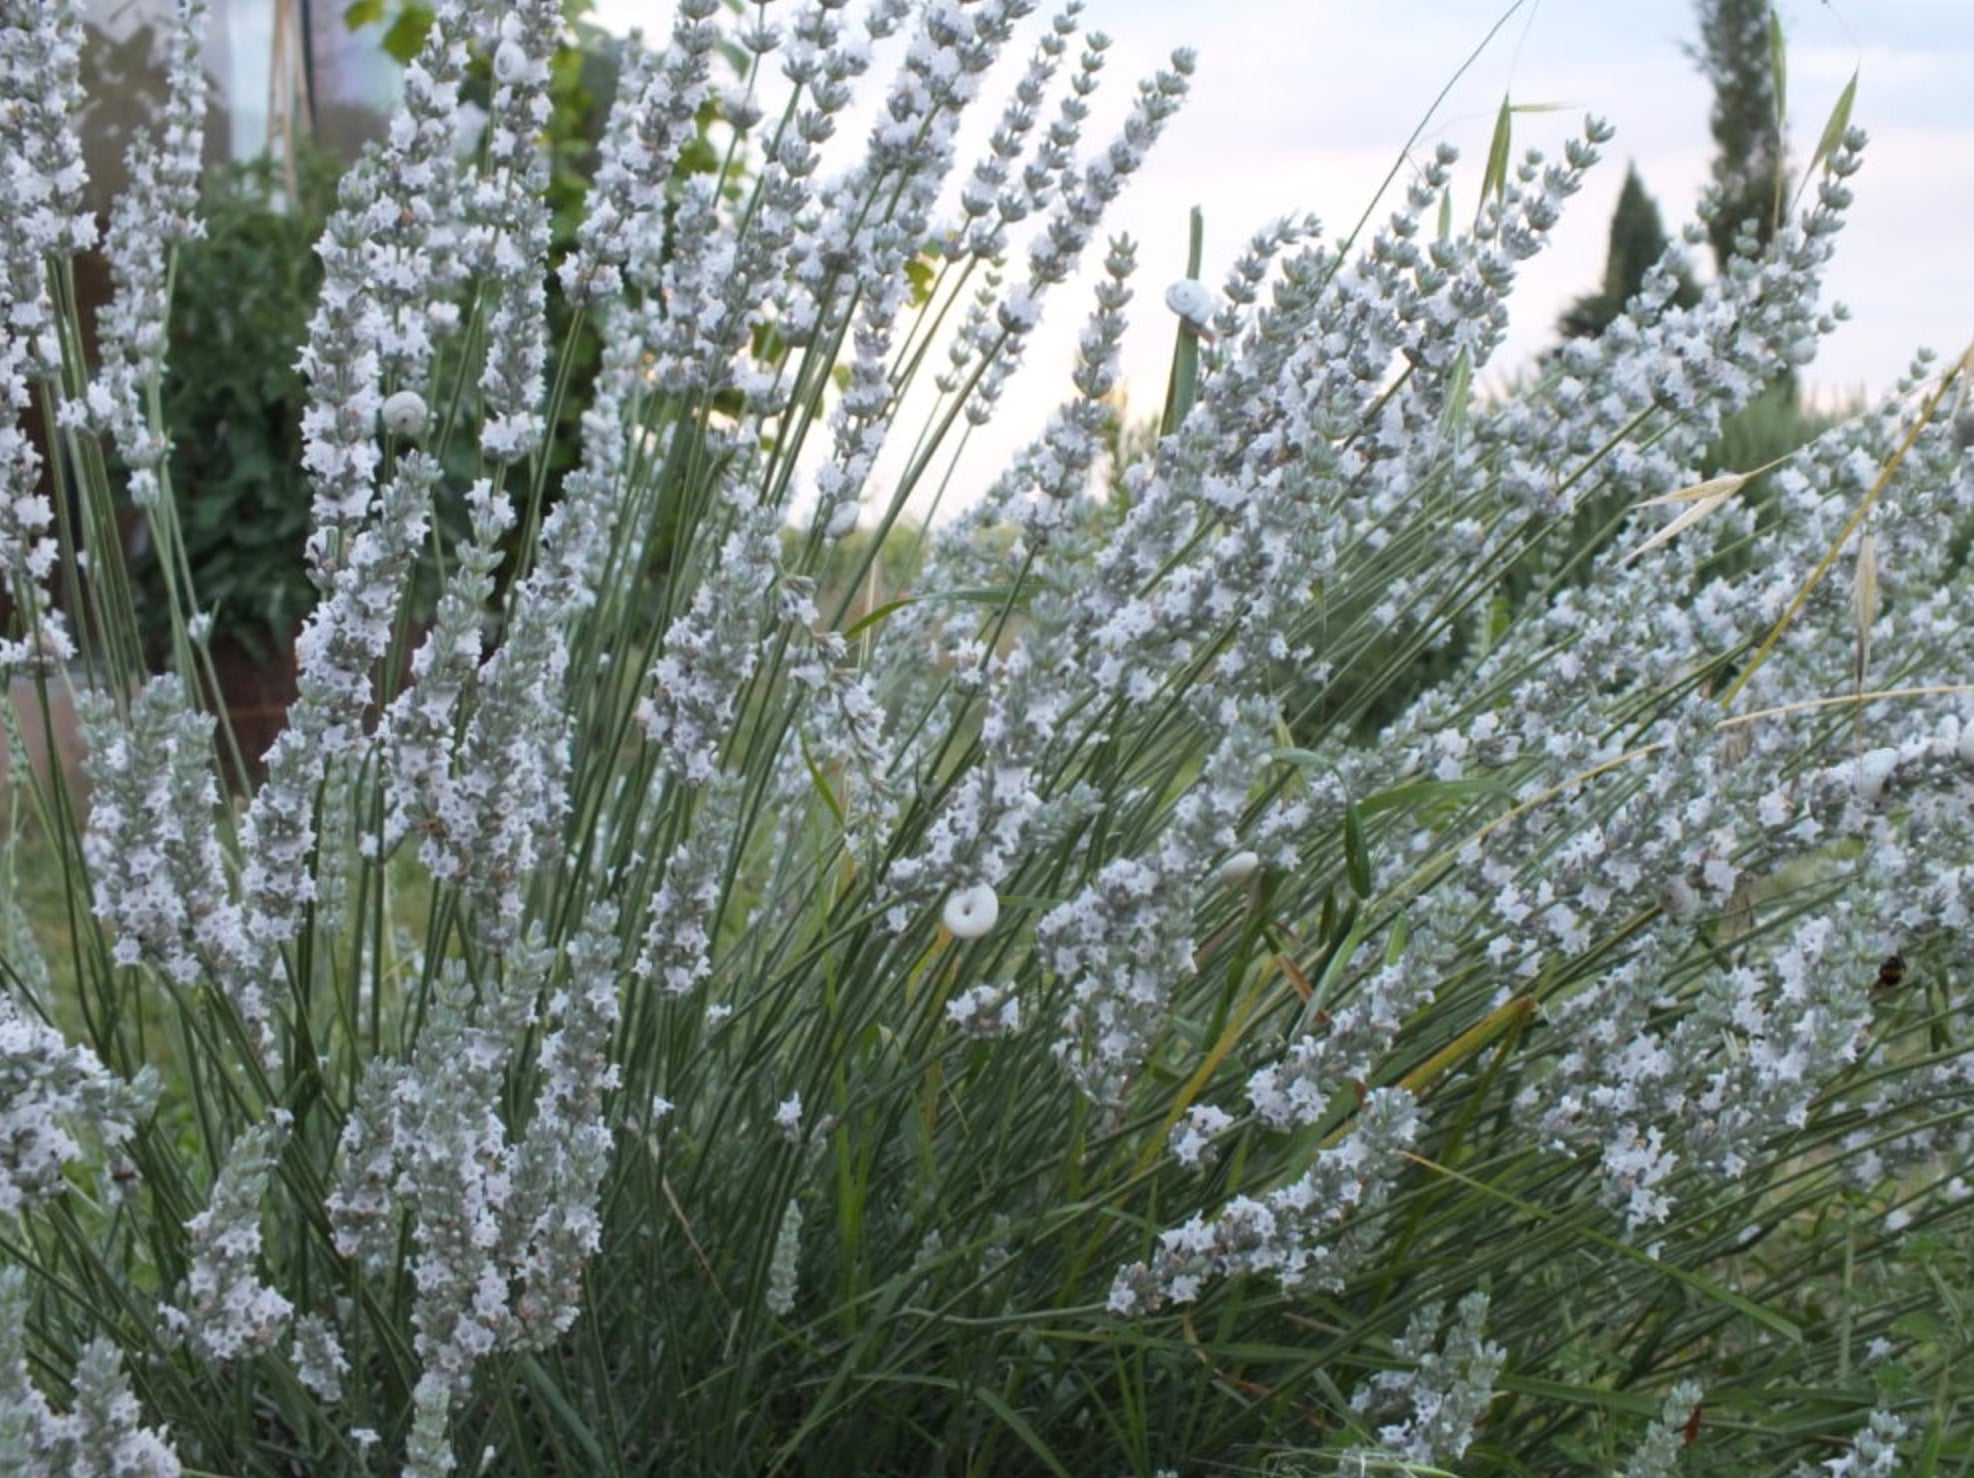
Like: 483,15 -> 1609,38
1557,166 -> 1694,340
1691,0 -> 1788,270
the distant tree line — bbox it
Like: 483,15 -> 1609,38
1558,0 -> 1786,343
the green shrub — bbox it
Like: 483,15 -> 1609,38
148,148 -> 341,659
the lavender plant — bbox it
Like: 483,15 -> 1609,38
2,0 -> 1970,1472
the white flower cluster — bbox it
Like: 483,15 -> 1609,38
497,904 -> 625,1341
370,0 -> 476,385
563,0 -> 724,304
634,776 -> 739,997
167,1120 -> 296,1365
959,7 -> 1093,262
325,911 -> 620,1455
884,642 -> 1055,923
945,980 -> 1021,1037
372,466 -> 578,947
1107,1087 -> 1420,1314
0,991 -> 157,1216
1198,129 -> 1902,1237
0,0 -> 94,677
963,40 -> 1193,425
1620,1379 -> 1705,1478
1037,699 -> 1279,1104
238,452 -> 435,972
378,478 -> 512,870
469,0 -> 560,462
1,1270 -> 182,1476
1243,959 -> 1437,1132
80,678 -> 251,1013
1166,1103 -> 1231,1168
1346,1292 -> 1506,1467
637,480 -> 781,786
1805,1408 -> 1907,1477
882,236 -> 1140,916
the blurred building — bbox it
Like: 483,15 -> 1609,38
78,0 -> 398,197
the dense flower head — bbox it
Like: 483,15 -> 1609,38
167,1119 -> 295,1365
0,0 -> 97,677
0,994 -> 157,1217
3,1270 -> 183,1476
1348,1293 -> 1507,1466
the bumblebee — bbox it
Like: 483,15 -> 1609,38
1874,952 -> 1907,992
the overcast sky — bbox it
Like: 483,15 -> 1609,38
1086,0 -> 1969,394
590,0 -> 1972,509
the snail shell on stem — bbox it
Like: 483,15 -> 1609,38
1164,279 -> 1217,342
941,884 -> 1000,940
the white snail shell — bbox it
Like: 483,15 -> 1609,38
493,39 -> 530,86
941,884 -> 1000,940
1658,876 -> 1699,922
1164,279 -> 1216,331
380,389 -> 429,439
825,501 -> 860,539
1217,850 -> 1260,886
1852,746 -> 1898,804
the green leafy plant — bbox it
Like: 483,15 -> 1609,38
1556,164 -> 1700,340
148,147 -> 342,660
